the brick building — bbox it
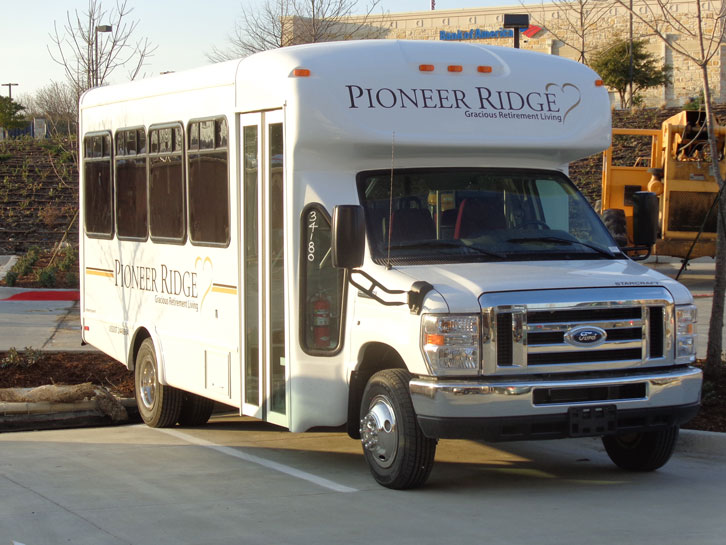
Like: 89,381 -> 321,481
342,1 -> 725,108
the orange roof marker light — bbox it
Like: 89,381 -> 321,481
477,65 -> 493,74
419,64 -> 435,72
448,65 -> 463,73
292,68 -> 311,77
595,79 -> 604,87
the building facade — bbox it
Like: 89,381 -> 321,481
350,1 -> 725,108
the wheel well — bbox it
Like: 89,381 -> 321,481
127,328 -> 151,371
347,342 -> 406,439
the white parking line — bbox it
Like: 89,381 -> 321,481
155,427 -> 359,494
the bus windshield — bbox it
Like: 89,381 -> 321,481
357,168 -> 619,265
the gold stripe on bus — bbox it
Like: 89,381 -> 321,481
211,284 -> 237,295
86,267 -> 114,278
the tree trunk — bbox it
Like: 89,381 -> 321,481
700,64 -> 725,374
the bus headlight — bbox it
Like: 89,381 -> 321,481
675,304 -> 697,360
422,314 -> 480,375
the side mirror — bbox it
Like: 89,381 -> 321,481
332,205 -> 365,269
632,191 -> 658,247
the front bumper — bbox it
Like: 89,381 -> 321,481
410,366 -> 702,441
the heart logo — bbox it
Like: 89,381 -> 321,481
195,256 -> 213,312
544,82 -> 581,123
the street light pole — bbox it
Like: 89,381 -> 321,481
94,25 -> 113,87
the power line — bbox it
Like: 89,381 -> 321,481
2,83 -> 18,100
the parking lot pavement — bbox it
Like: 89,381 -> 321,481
0,417 -> 724,545
0,294 -> 92,352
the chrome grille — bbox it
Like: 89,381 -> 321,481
481,288 -> 673,375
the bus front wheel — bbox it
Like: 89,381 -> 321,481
602,426 -> 679,471
134,338 -> 183,428
359,369 -> 437,489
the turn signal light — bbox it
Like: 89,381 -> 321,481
426,334 -> 445,346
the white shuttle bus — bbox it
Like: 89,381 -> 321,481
80,40 -> 701,489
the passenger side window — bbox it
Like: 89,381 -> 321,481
115,128 -> 148,239
300,205 -> 346,354
83,133 -> 113,237
149,125 -> 185,242
187,118 -> 230,245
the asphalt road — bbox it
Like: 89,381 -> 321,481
0,417 -> 724,545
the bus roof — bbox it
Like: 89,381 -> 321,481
81,40 -> 611,165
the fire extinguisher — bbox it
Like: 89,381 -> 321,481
311,291 -> 331,348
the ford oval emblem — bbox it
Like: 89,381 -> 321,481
564,326 -> 607,348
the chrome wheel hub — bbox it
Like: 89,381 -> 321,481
360,396 -> 398,468
139,357 -> 156,410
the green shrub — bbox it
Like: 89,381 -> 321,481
64,271 -> 79,287
38,266 -> 57,288
4,270 -> 17,286
57,245 -> 77,272
0,347 -> 22,368
0,346 -> 44,368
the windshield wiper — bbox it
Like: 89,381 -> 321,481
390,240 -> 506,259
506,236 -> 617,258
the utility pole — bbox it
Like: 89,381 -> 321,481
2,83 -> 18,99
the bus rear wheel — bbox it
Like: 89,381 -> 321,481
359,369 -> 437,489
134,338 -> 183,428
178,392 -> 215,426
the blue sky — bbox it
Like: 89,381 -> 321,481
2,0 -> 531,99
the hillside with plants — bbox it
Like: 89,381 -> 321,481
0,137 -> 77,255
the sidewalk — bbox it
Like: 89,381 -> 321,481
0,287 -> 92,352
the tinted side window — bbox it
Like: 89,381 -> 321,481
149,125 -> 185,241
115,128 -> 148,239
83,133 -> 113,237
300,205 -> 346,354
188,118 -> 229,245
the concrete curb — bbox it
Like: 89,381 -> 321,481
678,428 -> 726,458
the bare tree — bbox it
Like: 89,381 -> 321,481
21,82 -> 79,136
208,0 -> 386,62
48,0 -> 156,96
523,0 -> 613,63
612,0 -> 726,372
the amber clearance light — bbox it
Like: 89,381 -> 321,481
292,68 -> 311,77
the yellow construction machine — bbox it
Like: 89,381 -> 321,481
600,110 -> 726,259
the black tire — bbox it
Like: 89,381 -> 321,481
359,369 -> 437,489
134,338 -> 183,428
602,426 -> 679,471
602,208 -> 628,247
178,392 -> 215,426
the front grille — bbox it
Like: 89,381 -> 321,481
497,313 -> 513,366
483,289 -> 671,373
